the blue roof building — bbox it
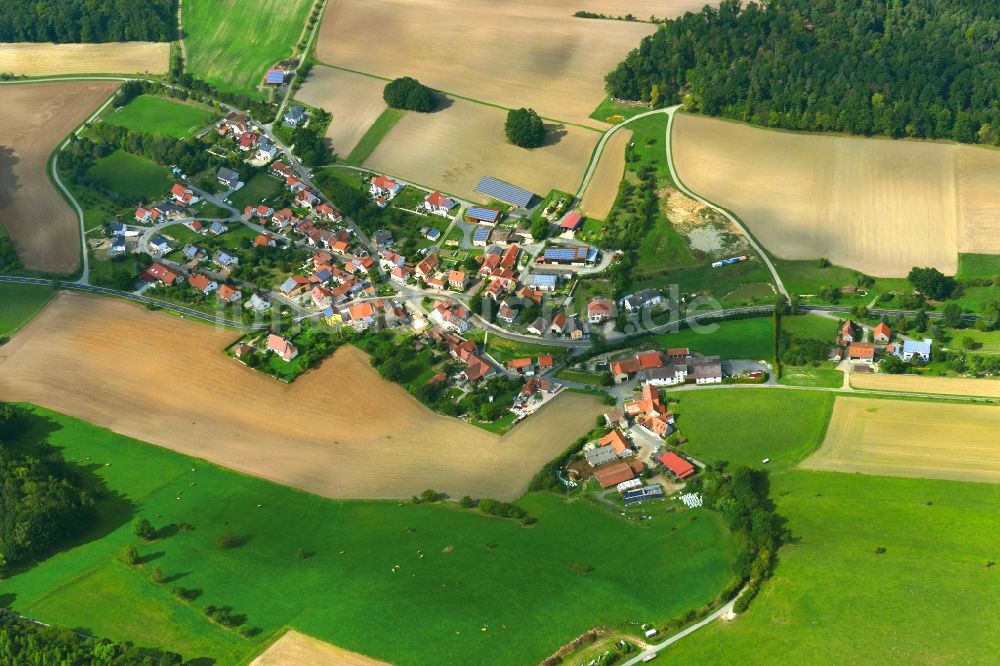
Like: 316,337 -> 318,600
528,274 -> 558,291
473,226 -> 491,245
465,207 -> 502,224
895,338 -> 932,362
543,246 -> 596,265
266,69 -> 286,84
474,176 -> 534,207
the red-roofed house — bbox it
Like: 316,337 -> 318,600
189,273 -> 218,295
448,270 -> 467,290
370,174 -> 402,199
143,263 -> 178,286
170,183 -> 195,205
316,203 -> 343,222
416,255 -> 439,279
266,334 -> 298,361
847,342 -> 875,363
599,429 -> 631,456
424,191 -> 457,216
560,211 -> 583,233
391,266 -> 411,284
537,354 -> 554,371
593,461 -> 639,489
217,284 -> 241,304
658,452 -> 695,480
135,207 -> 153,223
587,298 -> 615,323
873,322 -> 891,344
840,319 -> 855,344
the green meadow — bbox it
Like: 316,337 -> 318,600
105,96 -> 216,138
0,283 -> 55,338
651,315 -> 774,361
87,150 -> 174,202
3,404 -> 736,665
184,0 -> 314,96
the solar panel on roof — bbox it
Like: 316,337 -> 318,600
474,176 -> 534,207
473,226 -> 491,241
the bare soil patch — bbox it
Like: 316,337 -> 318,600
803,397 -> 1000,483
670,113 -> 1000,276
0,42 -> 169,76
0,82 -> 118,273
579,129 -> 631,219
296,67 -> 388,157
0,293 -> 604,500
251,630 -> 391,666
364,98 -> 597,201
316,0 -> 709,126
851,373 -> 1000,399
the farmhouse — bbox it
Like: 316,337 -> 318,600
847,342 -> 875,363
621,289 -> 663,312
465,207 -> 502,225
593,460 -> 643,489
611,351 -> 663,383
599,429 -> 632,456
873,322 -> 891,344
266,334 -> 298,361
895,338 -> 933,363
587,298 -> 615,323
839,319 -> 855,344
687,356 -> 723,384
657,452 -> 695,480
508,357 -> 534,376
586,445 -> 620,468
216,167 -> 240,188
424,191 -> 457,216
642,365 -> 687,387
430,301 -> 470,333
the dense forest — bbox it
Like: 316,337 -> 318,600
0,0 -> 177,43
0,609 -> 184,666
606,0 -> 1000,144
0,406 -> 93,570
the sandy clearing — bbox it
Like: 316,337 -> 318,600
364,98 -> 597,201
0,293 -> 604,500
316,0 -> 709,126
850,373 -> 1000,399
579,129 -> 631,219
0,42 -> 169,76
802,397 -> 1000,483
295,67 -> 388,157
0,82 -> 119,273
669,113 -> 1000,276
251,630 -> 391,666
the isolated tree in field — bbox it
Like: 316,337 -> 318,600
119,545 -> 138,566
907,266 -> 956,300
505,108 -> 546,148
383,77 -> 437,112
133,517 -> 155,540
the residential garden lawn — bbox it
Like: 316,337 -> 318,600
651,316 -> 773,361
778,365 -> 844,389
957,253 -> 1000,279
0,282 -> 55,337
782,313 -> 839,341
589,97 -> 651,123
772,257 -> 909,304
183,0 -> 314,97
345,108 -> 405,164
3,404 -> 737,666
465,330 -> 567,363
666,388 -> 833,471
87,150 -> 173,202
104,95 -> 216,138
661,471 -> 1000,664
194,201 -> 232,219
555,369 -> 607,386
230,173 -> 283,210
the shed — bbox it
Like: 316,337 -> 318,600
474,176 -> 534,207
465,207 -> 502,224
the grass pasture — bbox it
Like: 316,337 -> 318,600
296,66 -> 391,158
778,366 -> 843,388
668,389 -> 833,471
0,42 -> 168,76
183,0 -> 313,96
957,253 -> 1000,279
0,282 -> 55,338
3,403 -> 736,666
363,97 -> 598,201
87,150 -> 174,202
651,316 -> 774,361
105,95 -> 216,138
671,112 -> 1000,276
804,397 -> 1000,483
662,470 -> 1000,664
0,81 -> 118,274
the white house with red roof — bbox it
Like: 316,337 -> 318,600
135,207 -> 153,223
316,203 -> 343,223
217,284 -> 242,304
424,191 -> 457,216
189,274 -> 218,295
170,183 -> 197,205
370,174 -> 402,198
391,266 -> 412,284
587,298 -> 615,323
416,255 -> 439,279
430,301 -> 470,333
266,334 -> 298,362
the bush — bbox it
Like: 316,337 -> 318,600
459,495 -> 475,508
216,532 -> 242,549
133,517 -> 155,540
383,76 -> 437,112
119,545 -> 138,566
505,108 -> 546,148
478,498 -> 529,521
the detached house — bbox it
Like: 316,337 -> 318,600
448,270 -> 467,291
370,174 -> 402,201
621,289 -> 663,313
587,298 -> 615,323
266,334 -> 298,362
416,255 -> 439,279
217,167 -> 240,188
170,183 -> 196,205
873,322 -> 891,344
217,284 -> 242,304
424,191 -> 457,216
316,203 -> 343,223
189,274 -> 218,295
839,320 -> 855,344
143,262 -> 178,286
430,301 -> 470,333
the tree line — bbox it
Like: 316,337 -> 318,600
606,0 -> 1000,144
0,0 -> 176,43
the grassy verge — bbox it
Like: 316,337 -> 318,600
3,403 -> 737,666
345,107 -> 405,165
0,282 -> 56,338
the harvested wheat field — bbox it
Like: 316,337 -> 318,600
803,397 -> 1000,483
296,67 -> 388,156
251,630 -> 391,666
579,129 -> 631,219
0,293 -> 603,500
672,113 -> 1000,276
0,42 -> 169,76
0,82 -> 118,273
851,372 -> 1000,399
364,98 -> 597,201
317,0 -> 707,126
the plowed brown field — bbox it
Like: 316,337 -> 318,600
672,113 -> 1000,276
251,630 -> 391,666
803,397 -> 1000,483
295,67 -> 388,157
0,82 -> 118,273
0,293 -> 603,500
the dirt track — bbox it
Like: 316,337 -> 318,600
364,97 -> 597,201
803,397 -> 1000,483
296,67 -> 388,157
250,630 -> 391,666
671,113 -> 1000,276
0,82 -> 118,273
0,42 -> 169,76
0,293 -> 603,500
